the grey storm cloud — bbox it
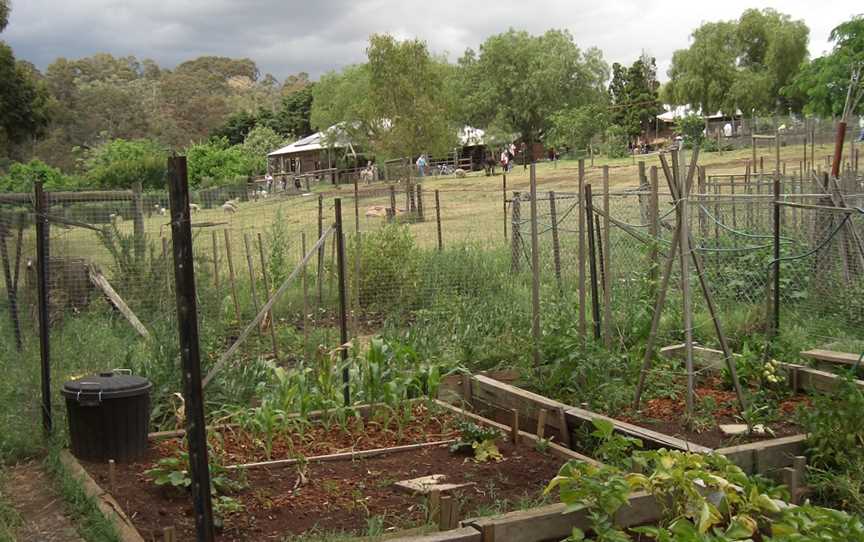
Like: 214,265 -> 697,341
3,0 -> 857,81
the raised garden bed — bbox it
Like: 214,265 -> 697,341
71,400 -> 587,541
440,345 -> 846,479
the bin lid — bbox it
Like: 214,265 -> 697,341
62,372 -> 152,401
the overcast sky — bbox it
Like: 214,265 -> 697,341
3,1 -> 861,81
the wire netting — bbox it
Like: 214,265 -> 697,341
1,150 -> 862,448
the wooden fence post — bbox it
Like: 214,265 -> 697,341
166,156 -> 216,542
35,182 -> 52,434
529,165 -> 541,368
389,185 -> 397,223
416,184 -> 424,221
502,174 -> 508,241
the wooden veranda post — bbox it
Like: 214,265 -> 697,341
166,156 -> 216,542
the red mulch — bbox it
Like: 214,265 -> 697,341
81,406 -> 564,540
618,377 -> 810,448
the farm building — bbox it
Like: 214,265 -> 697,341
267,124 -> 358,175
651,105 -> 744,146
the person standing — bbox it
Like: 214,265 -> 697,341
416,154 -> 427,177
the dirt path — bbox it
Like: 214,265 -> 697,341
3,462 -> 83,542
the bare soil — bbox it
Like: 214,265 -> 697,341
618,377 -> 809,449
81,407 -> 564,540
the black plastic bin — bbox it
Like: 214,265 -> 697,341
62,372 -> 152,463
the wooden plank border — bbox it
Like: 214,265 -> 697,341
461,492 -> 660,542
445,365 -> 810,475
71,399 -> 587,542
59,450 -> 146,542
660,343 -> 864,393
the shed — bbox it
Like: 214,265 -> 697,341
267,125 -> 355,174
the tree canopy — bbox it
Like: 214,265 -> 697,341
665,9 -> 809,116
785,14 -> 864,117
609,55 -> 661,143
458,29 -> 608,145
0,1 -> 51,161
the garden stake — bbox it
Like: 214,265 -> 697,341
301,232 -> 309,358
353,176 -> 360,233
577,159 -> 586,338
556,407 -> 571,448
317,194 -> 324,305
536,409 -> 548,440
584,184 -> 601,340
211,230 -> 219,289
223,230 -> 241,322
257,232 -> 279,360
243,233 -> 264,339
335,199 -> 350,406
510,192 -> 521,272
108,459 -> 116,493
549,191 -> 562,290
602,166 -> 612,347
435,190 -> 443,250
673,150 -> 695,417
0,223 -> 22,351
773,174 -> 781,338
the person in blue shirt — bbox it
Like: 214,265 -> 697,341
416,154 -> 427,177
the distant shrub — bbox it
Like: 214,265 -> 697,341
0,159 -> 72,192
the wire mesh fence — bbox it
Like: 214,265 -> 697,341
1,155 -> 862,449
